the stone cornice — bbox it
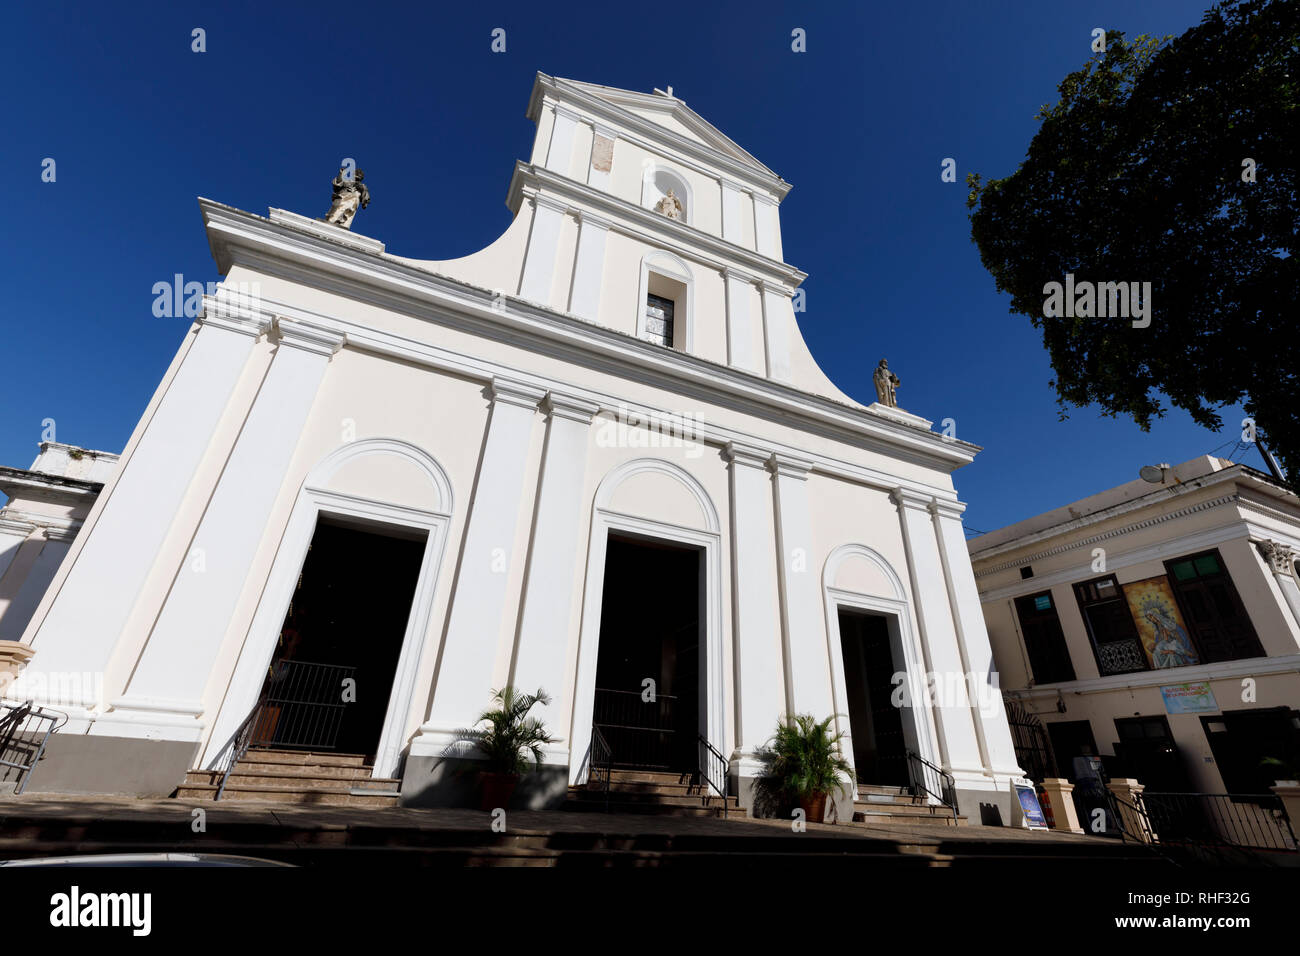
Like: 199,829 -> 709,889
768,452 -> 812,480
199,199 -> 979,475
274,317 -> 346,356
198,293 -> 274,338
488,378 -> 547,410
972,492 -> 1241,579
509,164 -> 805,289
1004,653 -> 1300,699
543,391 -> 600,423
0,468 -> 103,501
722,440 -> 770,470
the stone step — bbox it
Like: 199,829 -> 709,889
856,784 -> 914,797
852,809 -> 965,827
183,769 -> 398,792
568,789 -> 739,810
856,793 -> 926,806
602,769 -> 697,785
561,799 -> 731,818
238,749 -> 369,768
231,761 -> 377,780
175,783 -> 399,808
585,779 -> 718,797
855,801 -> 954,817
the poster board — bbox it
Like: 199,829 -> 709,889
1012,782 -> 1049,830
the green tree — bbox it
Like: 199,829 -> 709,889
966,0 -> 1298,480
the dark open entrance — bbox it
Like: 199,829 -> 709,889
592,534 -> 702,772
838,608 -> 908,787
254,518 -> 425,761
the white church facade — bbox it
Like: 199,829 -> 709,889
8,75 -> 1026,820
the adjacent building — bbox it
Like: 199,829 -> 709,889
7,75 -> 1026,820
969,456 -> 1300,798
0,443 -> 118,643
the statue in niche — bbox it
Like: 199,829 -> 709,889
655,188 -> 683,221
324,167 -> 370,229
873,358 -> 901,407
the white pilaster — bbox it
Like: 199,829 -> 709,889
932,499 -> 1022,780
721,181 -> 744,244
412,377 -> 545,756
567,211 -> 610,322
0,534 -> 72,642
544,104 -> 579,175
724,442 -> 785,772
518,194 -> 567,304
752,193 -> 777,258
510,391 -> 598,764
769,453 -> 834,717
102,317 -> 345,739
23,304 -> 271,708
890,488 -> 984,780
0,519 -> 34,583
759,282 -> 792,383
724,269 -> 760,374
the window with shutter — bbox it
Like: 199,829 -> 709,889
1163,550 -> 1263,663
1014,591 -> 1076,684
1074,575 -> 1148,675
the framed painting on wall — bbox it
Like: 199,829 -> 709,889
1122,575 -> 1200,669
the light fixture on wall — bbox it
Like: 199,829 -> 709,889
1139,463 -> 1172,483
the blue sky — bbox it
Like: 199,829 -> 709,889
1,0 -> 1259,532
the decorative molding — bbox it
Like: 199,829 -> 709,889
1259,540 -> 1299,576
198,200 -> 980,475
972,493 -> 1241,579
268,207 -> 385,255
511,165 -> 803,286
722,440 -> 770,470
593,457 -> 721,535
1006,653 -> 1300,699
975,519 -> 1250,603
489,377 -> 547,411
275,316 -> 346,356
197,293 -> 274,338
767,452 -> 811,480
543,391 -> 600,424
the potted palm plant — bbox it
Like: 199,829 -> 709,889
765,714 -> 854,824
455,686 -> 556,811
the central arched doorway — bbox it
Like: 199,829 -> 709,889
569,458 -> 725,786
591,533 -> 703,773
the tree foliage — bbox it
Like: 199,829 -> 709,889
967,0 -> 1298,479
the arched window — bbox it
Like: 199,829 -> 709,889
641,165 -> 692,225
637,251 -> 694,352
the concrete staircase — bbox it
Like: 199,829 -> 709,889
565,768 -> 739,817
175,749 -> 400,807
852,783 -> 965,827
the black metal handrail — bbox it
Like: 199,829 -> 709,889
906,750 -> 958,824
0,700 -> 67,795
589,724 -> 612,810
697,733 -> 729,819
1111,790 -> 1297,852
212,702 -> 264,801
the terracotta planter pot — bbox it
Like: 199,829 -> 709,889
479,772 -> 520,811
799,792 -> 828,824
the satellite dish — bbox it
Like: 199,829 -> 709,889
1139,464 -> 1167,483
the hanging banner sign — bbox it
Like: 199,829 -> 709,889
1161,681 -> 1218,714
